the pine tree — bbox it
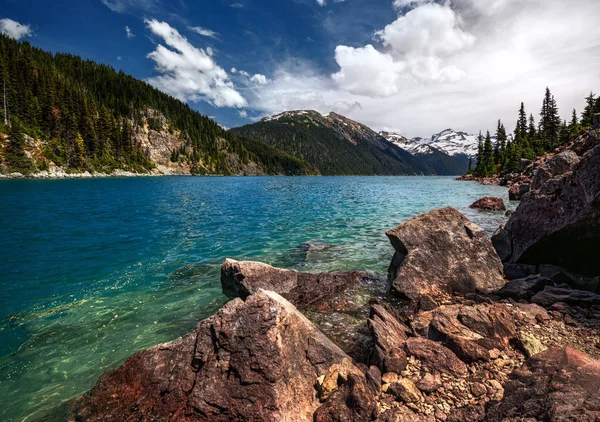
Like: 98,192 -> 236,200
482,130 -> 494,176
516,102 -> 528,141
494,120 -> 507,166
539,87 -> 561,148
570,109 -> 578,127
581,92 -> 596,127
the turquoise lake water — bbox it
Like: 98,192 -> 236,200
0,176 -> 513,421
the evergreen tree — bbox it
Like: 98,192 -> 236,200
539,87 -> 561,148
494,120 -> 507,166
581,92 -> 596,126
481,130 -> 494,176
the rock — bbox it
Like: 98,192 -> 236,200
491,224 -> 511,262
388,378 -> 424,404
421,303 -> 517,352
508,183 -> 530,200
486,347 -> 600,421
469,197 -> 506,211
368,304 -> 411,373
502,263 -> 538,280
519,158 -> 533,172
416,373 -> 442,393
404,338 -> 468,376
531,150 -> 580,190
70,290 -> 350,422
386,207 -> 505,301
447,404 -> 485,422
518,332 -> 547,358
221,259 -> 362,308
495,275 -> 553,300
319,358 -> 364,401
504,209 -> 514,218
493,136 -> 600,275
314,372 -> 378,422
445,335 -> 491,363
470,382 -> 487,397
594,113 -> 600,129
531,285 -> 600,307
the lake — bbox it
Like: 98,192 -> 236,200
0,176 -> 512,421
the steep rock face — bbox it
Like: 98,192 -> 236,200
386,207 -> 505,302
492,138 -> 600,276
530,150 -> 580,190
486,347 -> 600,421
69,291 -> 349,422
221,259 -> 364,308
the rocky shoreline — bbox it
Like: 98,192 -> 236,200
66,129 -> 600,421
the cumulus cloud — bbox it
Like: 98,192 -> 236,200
250,74 -> 269,85
190,26 -> 219,39
0,18 -> 32,40
145,19 -> 246,108
244,0 -> 600,137
332,3 -> 474,97
230,2 -> 243,8
125,25 -> 135,38
332,45 -> 404,97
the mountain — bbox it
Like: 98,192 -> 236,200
379,130 -> 472,175
0,35 -> 314,176
229,111 -> 437,176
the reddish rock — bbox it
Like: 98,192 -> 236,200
531,150 -> 580,190
469,197 -> 506,211
486,347 -> 600,421
508,183 -> 530,200
531,285 -> 600,307
70,291 -> 351,422
314,372 -> 379,422
404,338 -> 468,376
492,133 -> 600,276
368,304 -> 411,373
221,258 -> 363,308
495,275 -> 554,301
386,207 -> 505,301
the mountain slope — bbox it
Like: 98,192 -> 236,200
230,111 -> 436,176
0,35 -> 314,176
379,131 -> 471,175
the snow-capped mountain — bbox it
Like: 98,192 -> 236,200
378,131 -> 435,155
380,129 -> 480,158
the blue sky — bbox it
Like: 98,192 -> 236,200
1,0 -> 600,137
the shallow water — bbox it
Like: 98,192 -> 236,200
0,176 -> 513,421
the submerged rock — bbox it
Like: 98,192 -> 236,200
487,347 -> 600,421
221,258 -> 364,308
386,207 -> 505,302
469,197 -> 506,211
70,291 -> 351,421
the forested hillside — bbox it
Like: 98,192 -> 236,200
470,87 -> 600,176
229,111 -> 438,176
0,35 -> 314,176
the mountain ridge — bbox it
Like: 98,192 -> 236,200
230,110 -> 439,176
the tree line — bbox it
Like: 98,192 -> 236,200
0,34 -> 313,175
470,88 -> 600,177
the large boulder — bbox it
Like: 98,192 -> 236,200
386,207 -> 505,301
70,290 -> 353,422
469,197 -> 506,211
486,347 -> 600,421
221,258 -> 363,308
492,138 -> 600,276
531,285 -> 600,307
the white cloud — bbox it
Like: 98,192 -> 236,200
190,26 -> 219,39
244,0 -> 600,138
230,2 -> 243,8
376,3 -> 475,57
250,74 -> 269,85
239,110 -> 248,118
331,3 -> 474,96
332,45 -> 403,97
145,19 -> 246,108
101,0 -> 158,13
0,18 -> 32,40
392,0 -> 430,8
125,25 -> 135,39
117,56 -> 122,61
